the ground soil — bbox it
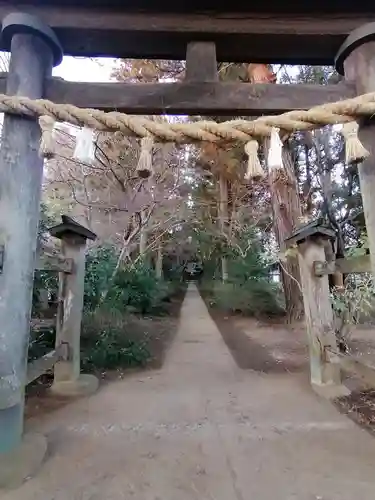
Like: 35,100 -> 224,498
7,285 -> 375,499
334,325 -> 375,437
203,293 -> 375,440
206,308 -> 307,374
23,282 -> 375,471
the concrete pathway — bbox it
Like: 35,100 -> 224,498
5,284 -> 375,499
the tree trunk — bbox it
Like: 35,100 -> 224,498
156,241 -> 163,279
139,209 -> 147,257
268,142 -> 304,322
219,174 -> 229,282
247,63 -> 303,321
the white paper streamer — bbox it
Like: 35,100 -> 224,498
267,127 -> 283,171
73,127 -> 95,164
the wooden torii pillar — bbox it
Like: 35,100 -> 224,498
0,12 -> 62,488
336,22 -> 375,278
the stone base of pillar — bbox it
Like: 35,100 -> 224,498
0,433 -> 47,490
50,373 -> 99,397
312,383 -> 351,400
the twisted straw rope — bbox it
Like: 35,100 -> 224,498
1,91 -> 375,143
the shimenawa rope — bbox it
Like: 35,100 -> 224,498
0,90 -> 372,176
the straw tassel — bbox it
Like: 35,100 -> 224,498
136,136 -> 154,178
39,115 -> 56,159
74,127 -> 95,164
244,139 -> 264,180
267,127 -> 284,171
342,121 -> 369,164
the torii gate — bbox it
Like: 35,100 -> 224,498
1,1 -> 375,487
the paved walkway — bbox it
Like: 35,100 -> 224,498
5,284 -> 375,499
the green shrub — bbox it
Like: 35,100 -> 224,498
84,245 -> 180,315
163,258 -> 185,282
27,312 -> 151,372
106,262 -> 170,315
84,245 -> 119,311
207,279 -> 283,317
32,204 -> 58,316
81,309 -> 151,372
227,252 -> 268,283
196,225 -> 284,316
166,277 -> 187,299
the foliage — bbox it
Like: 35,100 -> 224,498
80,309 -> 151,371
162,255 -> 185,282
346,232 -> 369,258
81,258 -> 185,371
32,204 -> 58,316
278,65 -> 340,85
38,202 -> 56,241
30,204 -> 59,364
113,59 -> 185,83
106,262 -> 170,315
84,244 -> 119,311
84,244 -> 178,315
330,231 -> 374,347
28,311 -> 152,370
207,279 -> 284,317
226,246 -> 269,282
29,239 -> 184,373
198,227 -> 284,316
285,65 -> 363,250
198,224 -> 270,279
331,275 -> 375,346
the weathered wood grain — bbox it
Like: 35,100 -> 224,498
26,343 -> 68,384
35,253 -> 74,273
26,350 -> 58,384
48,80 -> 355,116
345,42 -> 375,279
185,42 -> 218,83
313,255 -> 371,276
30,318 -> 56,330
0,73 -> 355,116
0,7 -> 374,62
298,239 -> 341,386
0,32 -> 53,452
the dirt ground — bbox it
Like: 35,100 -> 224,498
7,284 -> 375,499
207,304 -> 375,438
26,288 -> 375,436
207,310 -> 308,374
335,325 -> 375,436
